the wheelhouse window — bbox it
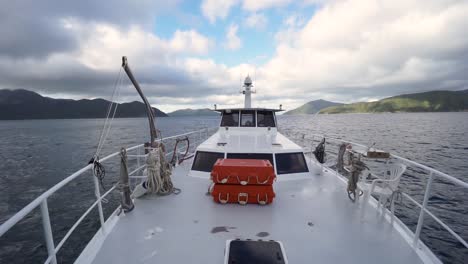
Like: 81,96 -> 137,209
275,152 -> 309,174
257,111 -> 276,127
226,153 -> 274,165
192,151 -> 224,172
240,110 -> 256,127
221,110 -> 239,127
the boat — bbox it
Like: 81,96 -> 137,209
1,57 -> 467,264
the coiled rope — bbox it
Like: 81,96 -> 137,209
146,144 -> 180,195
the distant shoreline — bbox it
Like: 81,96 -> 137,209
1,112 -> 466,121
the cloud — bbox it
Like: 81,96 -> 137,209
169,30 -> 214,54
0,0 -> 177,59
224,24 -> 242,50
1,0 -> 468,113
0,19 -> 218,101
245,13 -> 268,30
201,0 -> 239,24
257,0 -> 468,104
242,0 -> 292,12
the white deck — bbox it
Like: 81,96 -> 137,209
89,161 -> 428,264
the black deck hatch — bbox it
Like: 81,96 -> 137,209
226,239 -> 287,264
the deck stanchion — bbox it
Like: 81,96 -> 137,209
413,171 -> 434,247
40,199 -> 57,264
93,176 -> 106,234
136,146 -> 141,186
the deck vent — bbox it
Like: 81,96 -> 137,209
224,239 -> 288,264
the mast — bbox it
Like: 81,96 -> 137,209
121,56 -> 158,144
242,76 -> 254,108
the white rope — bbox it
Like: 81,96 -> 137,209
145,144 -> 175,195
98,73 -> 123,155
94,67 -> 123,158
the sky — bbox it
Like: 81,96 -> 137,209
1,0 -> 467,112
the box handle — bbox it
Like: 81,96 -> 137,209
237,175 -> 248,185
238,193 -> 248,205
257,175 -> 271,185
216,173 -> 229,184
219,193 -> 229,204
257,193 -> 268,205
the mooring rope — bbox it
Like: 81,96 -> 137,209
146,144 -> 181,195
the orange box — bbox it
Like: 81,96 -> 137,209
211,184 -> 275,205
211,159 -> 276,185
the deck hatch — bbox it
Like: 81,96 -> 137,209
225,239 -> 287,264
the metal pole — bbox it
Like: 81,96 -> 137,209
121,56 -> 157,143
40,200 -> 57,264
93,176 -> 106,234
413,171 -> 434,247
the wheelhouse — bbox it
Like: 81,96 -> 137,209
218,108 -> 279,128
189,107 -> 310,178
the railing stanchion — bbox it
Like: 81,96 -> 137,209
413,171 -> 434,247
93,176 -> 106,234
40,199 -> 57,264
136,146 -> 141,186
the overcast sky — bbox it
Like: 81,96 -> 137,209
1,0 -> 467,112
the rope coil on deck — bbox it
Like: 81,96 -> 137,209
146,143 -> 181,195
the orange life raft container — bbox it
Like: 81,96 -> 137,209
211,159 -> 276,185
210,159 -> 276,205
211,184 -> 275,205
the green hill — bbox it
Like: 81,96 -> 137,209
321,90 -> 468,114
284,99 -> 343,115
0,89 -> 168,120
168,108 -> 219,117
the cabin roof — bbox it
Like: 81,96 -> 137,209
197,130 -> 302,153
214,108 -> 284,112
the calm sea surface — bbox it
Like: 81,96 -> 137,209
0,113 -> 467,263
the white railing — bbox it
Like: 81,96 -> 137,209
287,131 -> 468,253
0,127 -> 217,264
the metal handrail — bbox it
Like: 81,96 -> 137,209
297,132 -> 468,250
0,127 -> 216,264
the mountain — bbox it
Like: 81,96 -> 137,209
0,89 -> 167,120
320,90 -> 468,114
284,99 -> 343,115
168,108 -> 219,117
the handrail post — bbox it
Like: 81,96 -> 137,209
93,176 -> 106,234
136,146 -> 141,185
413,171 -> 434,247
40,199 -> 57,264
